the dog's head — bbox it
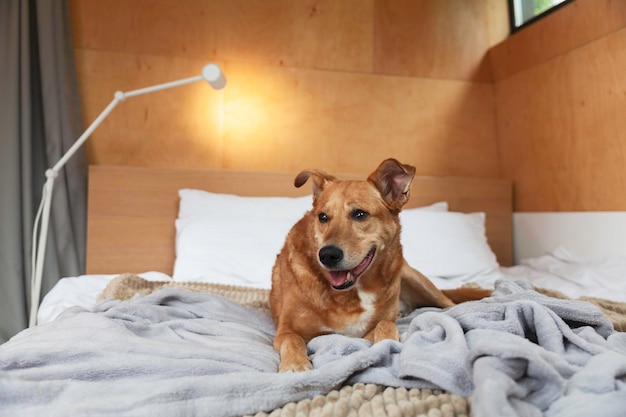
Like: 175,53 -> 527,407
295,159 -> 416,291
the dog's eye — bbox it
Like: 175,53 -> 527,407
318,212 -> 329,223
351,209 -> 369,221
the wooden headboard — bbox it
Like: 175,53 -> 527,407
86,165 -> 513,274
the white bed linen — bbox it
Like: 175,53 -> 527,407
502,246 -> 626,302
37,271 -> 172,325
37,246 -> 626,325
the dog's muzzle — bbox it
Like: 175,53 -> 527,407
318,246 -> 376,290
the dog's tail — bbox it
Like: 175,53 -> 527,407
442,287 -> 492,304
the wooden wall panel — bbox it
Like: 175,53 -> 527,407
74,51 -> 499,176
373,0 -> 494,82
490,0 -> 626,81
220,62 -> 498,175
69,0 -> 626,215
495,29 -> 626,211
484,0 -> 509,48
71,0 -> 504,82
70,0 -> 374,73
69,0 -> 502,178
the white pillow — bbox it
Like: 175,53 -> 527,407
173,190 -> 313,288
173,188 -> 449,288
177,189 -> 312,219
400,210 -> 499,279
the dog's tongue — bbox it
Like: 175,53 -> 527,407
328,270 -> 350,287
327,250 -> 374,288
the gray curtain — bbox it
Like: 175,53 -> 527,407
0,0 -> 86,342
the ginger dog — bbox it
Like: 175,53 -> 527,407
269,158 -> 491,372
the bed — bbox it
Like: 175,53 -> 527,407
2,165 -> 626,417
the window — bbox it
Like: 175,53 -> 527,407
509,0 -> 575,32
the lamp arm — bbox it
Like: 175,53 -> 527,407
29,64 -> 225,327
123,75 -> 203,99
49,74 -> 204,175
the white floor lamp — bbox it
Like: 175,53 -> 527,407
29,63 -> 227,327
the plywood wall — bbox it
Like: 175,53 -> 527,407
68,0 -> 507,177
73,0 -> 626,212
490,0 -> 626,211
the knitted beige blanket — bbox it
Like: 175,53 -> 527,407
100,273 -> 626,417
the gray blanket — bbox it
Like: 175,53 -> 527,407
1,280 -> 625,417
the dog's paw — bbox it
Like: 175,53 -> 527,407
275,334 -> 313,372
371,320 -> 400,343
278,359 -> 313,373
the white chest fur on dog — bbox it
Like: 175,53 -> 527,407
321,288 -> 377,338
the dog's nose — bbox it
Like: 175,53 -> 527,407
319,245 -> 343,268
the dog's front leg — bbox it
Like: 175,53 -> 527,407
364,320 -> 400,343
274,332 -> 313,372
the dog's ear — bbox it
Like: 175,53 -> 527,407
368,159 -> 416,211
294,169 -> 337,200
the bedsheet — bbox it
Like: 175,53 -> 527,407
38,271 -> 172,324
37,247 -> 626,325
3,279 -> 626,417
504,246 -> 626,302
